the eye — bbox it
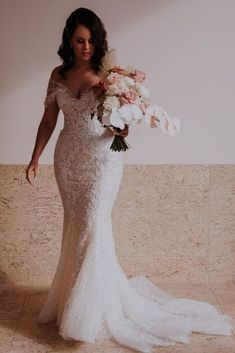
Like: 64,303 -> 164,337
76,38 -> 94,44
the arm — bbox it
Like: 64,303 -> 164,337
30,101 -> 59,163
26,93 -> 60,185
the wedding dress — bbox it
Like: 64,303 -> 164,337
37,77 -> 234,353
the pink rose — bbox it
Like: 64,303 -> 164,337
130,70 -> 146,83
109,75 -> 121,85
120,89 -> 139,104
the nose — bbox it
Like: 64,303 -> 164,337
84,41 -> 90,49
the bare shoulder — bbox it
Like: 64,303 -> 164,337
49,65 -> 64,81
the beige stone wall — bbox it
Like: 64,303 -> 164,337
0,165 -> 234,286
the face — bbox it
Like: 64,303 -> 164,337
70,24 -> 95,62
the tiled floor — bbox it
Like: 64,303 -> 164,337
1,281 -> 234,353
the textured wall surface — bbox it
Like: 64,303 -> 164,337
1,0 -> 235,164
0,165 -> 234,286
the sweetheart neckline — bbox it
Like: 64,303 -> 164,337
50,78 -> 102,101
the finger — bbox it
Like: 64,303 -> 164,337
27,173 -> 33,185
34,166 -> 39,180
26,174 -> 32,185
108,127 -> 115,135
26,169 -> 34,186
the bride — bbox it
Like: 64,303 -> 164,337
25,7 -> 234,353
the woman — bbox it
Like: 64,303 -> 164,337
26,7 -> 233,353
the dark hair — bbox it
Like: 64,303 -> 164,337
57,7 -> 108,76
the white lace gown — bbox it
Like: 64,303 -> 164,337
37,78 -> 234,353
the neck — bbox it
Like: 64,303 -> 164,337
72,57 -> 94,72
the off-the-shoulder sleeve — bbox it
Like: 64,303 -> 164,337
44,79 -> 58,108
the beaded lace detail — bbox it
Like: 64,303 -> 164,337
37,78 -> 234,353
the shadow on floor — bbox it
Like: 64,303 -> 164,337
0,285 -> 91,352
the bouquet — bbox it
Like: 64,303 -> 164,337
92,48 -> 181,152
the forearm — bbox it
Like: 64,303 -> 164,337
30,120 -> 55,162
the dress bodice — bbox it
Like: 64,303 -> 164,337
45,79 -> 100,111
44,78 -> 113,141
44,78 -> 121,161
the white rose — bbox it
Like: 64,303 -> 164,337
106,73 -> 132,95
124,76 -> 135,87
106,81 -> 128,95
103,96 -> 120,110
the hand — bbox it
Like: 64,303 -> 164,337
25,159 -> 39,186
114,124 -> 129,138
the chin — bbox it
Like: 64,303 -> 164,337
80,55 -> 91,60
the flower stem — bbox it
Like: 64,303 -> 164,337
110,135 -> 131,152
